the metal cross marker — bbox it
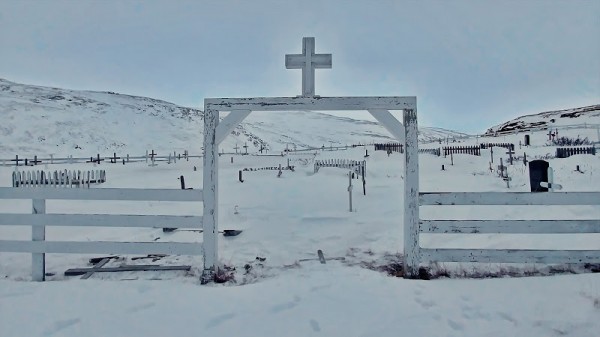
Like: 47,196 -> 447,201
285,37 -> 332,97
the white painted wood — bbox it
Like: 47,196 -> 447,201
285,37 -> 332,96
202,107 -> 219,277
0,240 -> 203,255
420,220 -> 600,234
403,108 -> 420,278
367,109 -> 405,143
0,187 -> 203,202
32,199 -> 45,281
419,192 -> 599,206
215,109 -> 251,145
204,96 -> 416,112
421,248 -> 600,264
0,214 -> 203,228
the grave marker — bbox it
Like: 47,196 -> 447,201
528,160 -> 549,192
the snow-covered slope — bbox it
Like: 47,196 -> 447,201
0,79 -> 466,157
485,104 -> 600,135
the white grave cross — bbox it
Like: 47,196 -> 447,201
285,37 -> 332,96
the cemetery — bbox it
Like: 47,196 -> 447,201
1,34 -> 599,336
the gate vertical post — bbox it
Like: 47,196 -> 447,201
32,199 -> 46,281
202,105 -> 219,283
403,108 -> 420,278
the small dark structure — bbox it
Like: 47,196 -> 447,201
528,160 -> 549,192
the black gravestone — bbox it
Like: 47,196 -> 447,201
528,160 -> 549,192
524,134 -> 530,146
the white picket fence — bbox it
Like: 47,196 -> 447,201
314,159 -> 366,176
414,192 -> 600,266
12,170 -> 106,187
0,187 -> 204,281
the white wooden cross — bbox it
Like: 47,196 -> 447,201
285,37 -> 332,97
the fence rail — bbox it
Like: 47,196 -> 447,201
0,186 -> 204,281
413,191 -> 600,267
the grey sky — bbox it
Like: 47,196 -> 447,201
1,0 -> 598,133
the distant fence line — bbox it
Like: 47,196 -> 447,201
0,150 -> 201,167
12,169 -> 106,188
555,147 -> 596,158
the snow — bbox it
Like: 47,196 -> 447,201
0,79 -> 599,336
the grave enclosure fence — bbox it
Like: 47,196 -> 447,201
314,159 -> 366,177
374,143 -> 404,153
555,147 -> 596,158
442,146 -> 480,156
480,143 -> 515,151
12,169 -> 106,188
418,148 -> 441,156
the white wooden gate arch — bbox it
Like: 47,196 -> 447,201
201,97 -> 419,282
201,37 -> 420,283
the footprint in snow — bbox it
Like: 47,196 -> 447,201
271,295 -> 301,313
447,319 -> 464,331
205,313 -> 236,329
43,318 -> 81,336
310,319 -> 321,332
129,302 -> 156,313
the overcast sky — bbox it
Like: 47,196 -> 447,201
1,0 -> 598,133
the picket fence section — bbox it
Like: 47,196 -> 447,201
374,143 -> 404,153
0,187 -> 204,281
555,147 -> 596,158
314,159 -> 366,176
411,192 -> 600,267
442,146 -> 481,156
479,143 -> 515,150
12,170 -> 106,188
418,148 -> 441,156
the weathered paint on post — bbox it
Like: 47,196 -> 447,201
403,108 -> 420,278
32,199 -> 45,281
202,106 -> 219,283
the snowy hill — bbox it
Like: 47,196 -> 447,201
484,104 -> 600,135
0,79 -> 466,157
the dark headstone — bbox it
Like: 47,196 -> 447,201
524,135 -> 530,146
528,160 -> 549,192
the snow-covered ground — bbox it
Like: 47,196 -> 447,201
1,79 -> 599,336
1,124 -> 599,336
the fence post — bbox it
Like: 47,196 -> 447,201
32,199 -> 46,281
348,171 -> 353,212
403,108 -> 420,279
202,107 -> 219,283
